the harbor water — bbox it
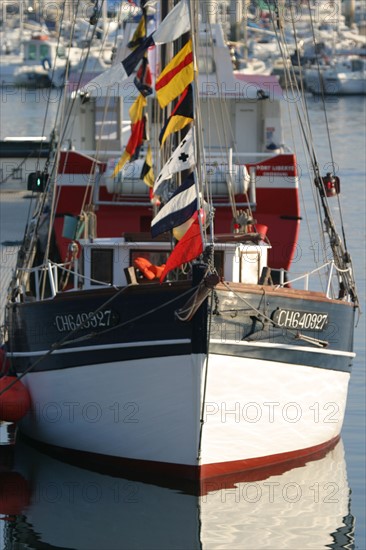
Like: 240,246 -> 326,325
0,89 -> 365,549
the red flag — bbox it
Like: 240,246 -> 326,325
113,118 -> 145,174
159,220 -> 203,283
112,95 -> 147,177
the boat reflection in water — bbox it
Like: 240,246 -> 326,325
0,434 -> 354,549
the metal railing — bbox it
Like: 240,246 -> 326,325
16,259 -> 80,301
273,260 -> 353,299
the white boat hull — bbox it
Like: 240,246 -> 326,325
322,73 -> 366,95
305,65 -> 366,95
19,350 -> 350,477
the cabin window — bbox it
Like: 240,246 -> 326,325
352,59 -> 363,71
40,44 -> 50,59
57,46 -> 66,59
27,44 -> 37,60
90,248 -> 114,285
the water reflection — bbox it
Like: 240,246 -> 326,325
0,430 -> 354,549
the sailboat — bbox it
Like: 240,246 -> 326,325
0,1 -> 359,481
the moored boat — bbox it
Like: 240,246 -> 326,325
0,34 -> 67,88
0,1 -> 359,482
305,56 -> 366,95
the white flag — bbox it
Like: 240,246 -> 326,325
80,63 -> 128,96
153,0 -> 190,45
153,128 -> 195,196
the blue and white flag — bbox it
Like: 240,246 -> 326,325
153,127 -> 195,196
151,172 -> 197,237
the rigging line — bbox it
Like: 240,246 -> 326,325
220,281 -> 328,347
35,0 -> 81,187
191,4 -> 210,214
307,0 -> 347,258
0,150 -> 37,186
305,0 -> 351,259
33,13 -> 64,173
31,0 -> 80,197
287,11 -> 304,94
198,288 -> 215,463
306,0 -> 336,169
280,16 -> 320,273
58,284 -> 201,346
269,1 -> 318,173
81,13 -> 125,213
269,1 -> 307,120
0,283 -> 199,397
200,17 -> 238,221
285,49 -> 356,301
306,0 -> 351,261
271,5 -> 314,248
38,3 -> 106,277
41,106 -> 69,298
56,5 -> 104,151
50,0 -> 81,120
281,16 -> 312,143
16,2 -> 74,243
189,3 -> 210,247
287,86 -> 329,263
34,0 -> 68,171
285,5 -> 328,284
268,0 -> 330,275
0,283 -> 128,395
9,151 -> 61,296
80,4 -> 146,212
24,0 -> 93,209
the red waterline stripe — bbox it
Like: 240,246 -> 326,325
199,435 -> 340,480
18,433 -> 340,489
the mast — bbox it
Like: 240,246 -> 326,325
314,169 -> 359,306
343,0 -> 355,27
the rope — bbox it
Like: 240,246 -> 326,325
0,283 -> 199,397
220,280 -> 328,348
0,151 -> 39,186
267,0 -> 359,307
198,288 -> 215,462
59,242 -> 79,290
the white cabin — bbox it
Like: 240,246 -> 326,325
78,237 -> 270,289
